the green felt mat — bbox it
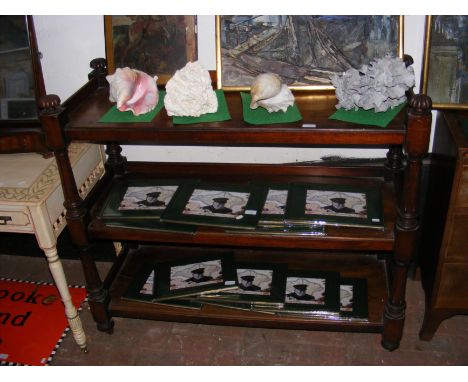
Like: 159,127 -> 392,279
329,102 -> 406,128
172,90 -> 231,124
240,92 -> 302,125
99,91 -> 166,123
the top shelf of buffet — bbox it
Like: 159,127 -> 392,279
61,77 -> 408,147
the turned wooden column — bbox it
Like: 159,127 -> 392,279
87,58 -> 127,177
39,94 -> 114,333
382,94 -> 432,350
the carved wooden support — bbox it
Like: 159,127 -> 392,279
105,143 -> 127,177
385,145 -> 405,173
39,94 -> 114,332
382,93 -> 432,351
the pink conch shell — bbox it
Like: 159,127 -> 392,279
106,67 -> 158,116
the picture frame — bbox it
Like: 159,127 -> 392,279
283,270 -> 340,313
216,15 -> 403,91
99,178 -> 196,221
258,183 -> 289,227
160,182 -> 268,230
104,15 -> 198,84
339,278 -> 368,319
152,253 -> 238,301
203,262 -> 288,305
123,264 -> 156,303
421,15 -> 468,110
122,264 -> 203,309
285,182 -> 384,230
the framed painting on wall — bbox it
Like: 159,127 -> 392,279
421,15 -> 468,110
216,15 -> 403,90
104,15 -> 197,85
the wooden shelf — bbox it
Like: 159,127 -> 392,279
63,80 -> 407,146
108,245 -> 387,332
88,163 -> 396,252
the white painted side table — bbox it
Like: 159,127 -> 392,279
0,143 -> 105,351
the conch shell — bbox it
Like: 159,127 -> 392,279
164,61 -> 218,117
106,67 -> 159,116
250,73 -> 282,109
257,84 -> 295,113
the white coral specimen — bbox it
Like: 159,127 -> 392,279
164,61 -> 218,117
330,55 -> 415,112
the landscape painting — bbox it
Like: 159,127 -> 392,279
422,15 -> 468,109
105,16 -> 197,84
217,15 -> 402,89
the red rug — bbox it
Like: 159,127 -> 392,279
0,278 -> 87,366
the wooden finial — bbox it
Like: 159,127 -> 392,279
409,94 -> 432,115
90,58 -> 107,73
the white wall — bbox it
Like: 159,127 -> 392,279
33,15 -> 431,163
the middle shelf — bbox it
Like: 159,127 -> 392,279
87,161 -> 397,252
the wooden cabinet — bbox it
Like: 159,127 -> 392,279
38,57 -> 432,351
419,110 -> 468,340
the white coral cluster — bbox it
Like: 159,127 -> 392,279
164,61 -> 218,117
330,55 -> 415,112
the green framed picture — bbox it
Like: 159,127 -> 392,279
123,264 -> 156,303
339,278 -> 368,319
99,178 -> 196,220
122,264 -> 202,309
283,270 -> 340,314
258,183 -> 289,227
285,182 -> 384,230
201,262 -> 288,306
152,253 -> 238,302
161,182 -> 268,229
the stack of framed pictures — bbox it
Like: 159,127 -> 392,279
123,253 -> 239,306
123,254 -> 369,321
253,183 -> 326,236
98,177 -> 384,234
285,182 -> 384,230
160,182 -> 268,230
98,178 -> 198,234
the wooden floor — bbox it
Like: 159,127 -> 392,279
1,253 -> 467,366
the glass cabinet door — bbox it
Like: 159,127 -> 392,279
0,15 -> 44,122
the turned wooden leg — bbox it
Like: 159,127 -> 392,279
43,246 -> 87,351
382,94 -> 432,351
79,246 -> 114,333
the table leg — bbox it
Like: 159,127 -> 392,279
43,246 -> 87,351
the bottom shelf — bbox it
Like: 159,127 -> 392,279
107,244 -> 388,333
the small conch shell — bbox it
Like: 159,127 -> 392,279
106,67 -> 159,116
257,84 -> 295,113
250,73 -> 282,109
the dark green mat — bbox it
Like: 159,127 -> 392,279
172,90 -> 231,124
329,102 -> 406,128
240,92 -> 302,125
98,90 -> 166,123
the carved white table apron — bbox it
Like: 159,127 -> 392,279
0,143 -> 105,351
